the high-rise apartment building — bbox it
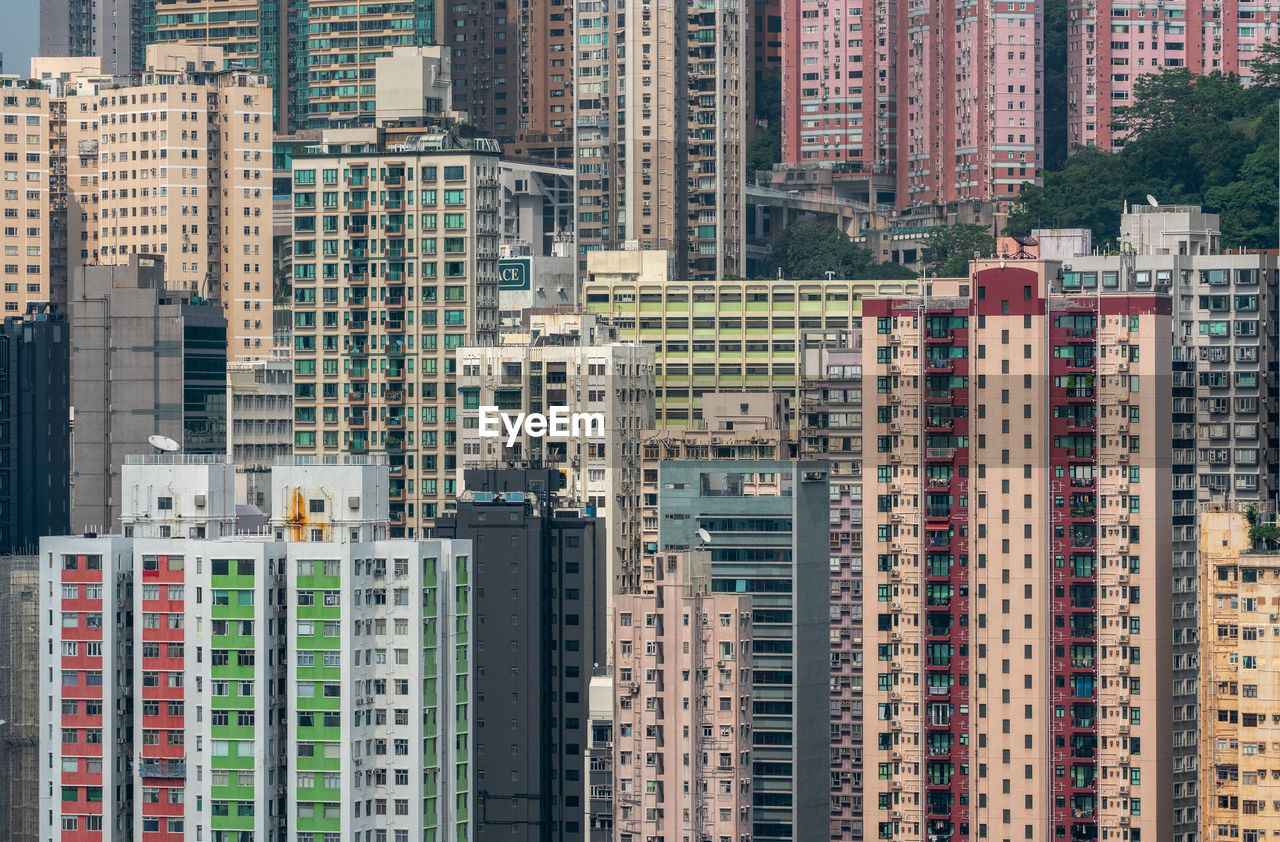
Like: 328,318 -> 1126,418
455,319 -> 655,601
448,0 -> 576,160
860,262 -> 1172,842
68,255 -> 227,534
32,56 -> 109,310
150,0 -> 441,131
152,0 -> 293,132
0,312 -> 71,555
288,132 -> 502,535
438,469 -> 604,841
1064,204 -> 1276,842
780,0 -> 1042,207
0,79 -> 51,316
39,0 -> 150,74
612,549 -> 755,842
798,335 -> 869,840
1199,509 -> 1280,842
40,455 -> 475,842
583,249 -> 917,426
227,358 -> 293,511
1066,0 -> 1280,150
94,44 -> 275,359
649,458 -> 831,842
573,0 -> 748,280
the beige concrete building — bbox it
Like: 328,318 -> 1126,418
860,261 -> 1172,841
31,56 -> 109,310
1200,509 -> 1280,842
583,249 -> 917,426
95,44 -> 275,360
612,549 -> 754,842
0,79 -> 50,316
289,132 -> 502,536
573,0 -> 748,281
455,317 -> 655,604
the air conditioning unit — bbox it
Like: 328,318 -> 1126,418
890,690 -> 902,700
891,808 -> 903,819
1118,784 -> 1130,795
890,751 -> 903,762
1118,725 -> 1130,736
891,780 -> 903,791
890,482 -> 902,492
1118,573 -> 1129,584
1118,754 -> 1131,766
891,631 -> 903,641
890,542 -> 902,552
890,660 -> 903,671
890,421 -> 901,432
1117,604 -> 1130,615
1117,513 -> 1129,523
194,494 -> 207,508
890,363 -> 902,374
891,602 -> 903,612
890,512 -> 903,523
890,720 -> 902,730
349,497 -> 360,510
1118,664 -> 1129,675
1117,482 -> 1129,493
890,334 -> 902,344
1118,694 -> 1130,705
1118,632 -> 1130,643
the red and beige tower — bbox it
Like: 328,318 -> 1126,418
860,261 -> 1171,842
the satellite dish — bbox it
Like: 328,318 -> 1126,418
149,434 -> 180,453
1146,194 -> 1159,207
1012,234 -> 1039,247
696,528 -> 712,544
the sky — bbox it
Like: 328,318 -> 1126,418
0,1 -> 39,77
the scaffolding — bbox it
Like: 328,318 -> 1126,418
0,555 -> 39,842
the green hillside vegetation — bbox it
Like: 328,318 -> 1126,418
1006,52 -> 1280,250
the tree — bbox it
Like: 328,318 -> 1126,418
762,221 -> 916,280
1010,68 -> 1279,250
921,223 -> 995,277
746,68 -> 783,180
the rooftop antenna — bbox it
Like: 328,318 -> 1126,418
149,434 -> 180,453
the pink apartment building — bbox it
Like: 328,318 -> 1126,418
613,550 -> 755,842
781,0 -> 1043,207
1067,0 -> 1280,149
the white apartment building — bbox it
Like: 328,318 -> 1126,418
455,316 -> 655,612
40,456 -> 473,842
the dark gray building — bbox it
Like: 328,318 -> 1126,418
656,459 -> 831,842
437,468 -> 604,842
69,255 -> 226,533
0,311 -> 70,555
39,0 -> 150,74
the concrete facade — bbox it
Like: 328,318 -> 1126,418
583,249 -> 918,426
438,469 -> 605,842
1199,509 -> 1280,842
653,459 -> 831,842
288,134 -> 502,536
68,255 -> 227,534
227,358 -> 293,512
455,329 -> 655,603
40,456 -> 475,842
860,262 -> 1172,842
779,0 -> 1043,208
612,549 -> 754,842
572,0 -> 748,280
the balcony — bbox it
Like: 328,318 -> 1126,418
139,760 -> 187,779
385,390 -> 405,405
